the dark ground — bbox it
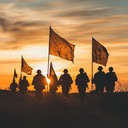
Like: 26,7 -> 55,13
0,90 -> 128,128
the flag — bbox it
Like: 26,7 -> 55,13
49,62 -> 58,80
21,56 -> 33,75
49,26 -> 75,63
13,68 -> 17,82
14,68 -> 17,78
92,37 -> 109,66
48,62 -> 58,88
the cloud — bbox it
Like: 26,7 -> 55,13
0,17 -> 9,31
54,7 -> 110,18
0,3 -> 51,50
0,0 -> 127,51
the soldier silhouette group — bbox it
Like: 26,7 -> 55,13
9,66 -> 118,103
93,66 -> 118,94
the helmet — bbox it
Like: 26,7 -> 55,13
98,66 -> 103,70
23,76 -> 26,79
109,67 -> 113,71
37,69 -> 41,74
79,68 -> 84,73
63,69 -> 68,73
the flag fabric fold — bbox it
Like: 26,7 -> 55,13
49,26 -> 75,63
92,37 -> 109,66
49,62 -> 58,80
21,56 -> 33,75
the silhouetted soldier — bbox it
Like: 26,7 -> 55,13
59,69 -> 73,98
75,68 -> 90,104
93,66 -> 105,94
105,67 -> 118,93
19,76 -> 29,95
32,70 -> 47,97
10,79 -> 18,93
49,75 -> 59,96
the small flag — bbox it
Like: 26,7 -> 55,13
49,26 -> 75,63
48,62 -> 58,88
14,68 -> 17,78
12,68 -> 17,82
21,56 -> 33,75
92,37 -> 109,66
49,62 -> 58,79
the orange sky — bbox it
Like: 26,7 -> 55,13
0,0 -> 128,92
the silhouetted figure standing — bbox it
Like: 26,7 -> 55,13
105,67 -> 118,93
49,75 -> 59,96
19,76 -> 29,95
59,69 -> 73,98
93,66 -> 105,94
10,79 -> 18,93
75,68 -> 90,104
32,70 -> 47,97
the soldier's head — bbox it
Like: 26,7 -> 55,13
98,66 -> 103,71
79,68 -> 84,73
37,69 -> 41,74
63,69 -> 68,73
109,67 -> 113,72
23,76 -> 26,79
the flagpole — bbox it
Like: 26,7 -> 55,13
21,55 -> 22,79
18,55 -> 23,87
21,55 -> 23,80
47,26 -> 50,76
13,68 -> 15,82
46,26 -> 51,92
91,37 -> 93,92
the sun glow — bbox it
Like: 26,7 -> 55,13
23,45 -> 48,58
46,77 -> 51,84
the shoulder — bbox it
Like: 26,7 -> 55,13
106,72 -> 109,75
34,74 -> 37,76
60,74 -> 64,77
67,74 -> 71,76
102,71 -> 105,74
76,73 -> 80,77
41,74 -> 45,77
112,72 -> 117,76
84,72 -> 88,76
94,72 -> 98,75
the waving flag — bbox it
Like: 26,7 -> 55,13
92,37 -> 109,66
49,62 -> 57,79
49,26 -> 75,63
21,56 -> 33,75
48,62 -> 58,88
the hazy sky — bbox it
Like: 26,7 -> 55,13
0,0 -> 128,92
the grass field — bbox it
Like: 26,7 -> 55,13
0,90 -> 128,128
